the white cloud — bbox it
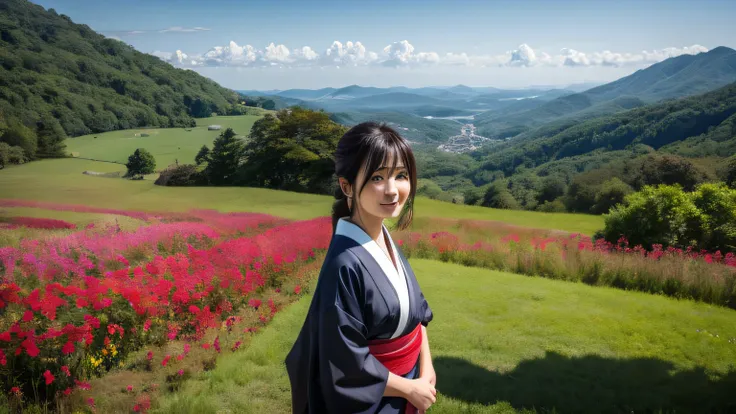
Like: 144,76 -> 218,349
508,43 -> 537,66
382,40 -> 439,67
323,41 -> 378,66
153,40 -> 710,71
159,26 -> 211,33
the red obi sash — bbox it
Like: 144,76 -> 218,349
367,323 -> 423,414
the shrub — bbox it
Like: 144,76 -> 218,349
601,184 -> 703,250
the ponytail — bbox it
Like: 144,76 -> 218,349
331,186 -> 351,233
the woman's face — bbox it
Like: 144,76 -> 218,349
354,153 -> 411,221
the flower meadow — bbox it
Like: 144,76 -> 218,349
0,205 -> 332,412
395,222 -> 736,310
1,203 -> 735,412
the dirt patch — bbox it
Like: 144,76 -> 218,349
83,170 -> 123,178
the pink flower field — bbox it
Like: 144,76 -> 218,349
0,202 -> 332,412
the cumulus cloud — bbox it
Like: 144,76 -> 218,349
382,40 -> 440,67
323,41 -> 378,66
153,40 -> 710,71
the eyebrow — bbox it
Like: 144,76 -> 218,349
375,165 -> 407,171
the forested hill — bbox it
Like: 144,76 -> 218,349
473,46 -> 736,138
0,0 -> 254,162
470,80 -> 736,180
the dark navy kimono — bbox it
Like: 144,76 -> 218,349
285,218 -> 434,414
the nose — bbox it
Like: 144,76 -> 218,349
385,177 -> 398,197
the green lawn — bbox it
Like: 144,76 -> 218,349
64,115 -> 263,168
0,159 -> 603,234
152,259 -> 736,413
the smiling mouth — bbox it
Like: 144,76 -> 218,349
381,201 -> 398,206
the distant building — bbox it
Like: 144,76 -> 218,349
208,125 -> 222,130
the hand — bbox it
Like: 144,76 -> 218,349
406,376 -> 436,412
420,363 -> 436,387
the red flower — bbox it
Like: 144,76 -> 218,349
21,337 -> 40,357
22,310 -> 33,322
75,380 -> 91,390
127,385 -> 133,392
161,355 -> 171,367
87,397 -> 95,406
294,285 -> 301,295
11,386 -> 20,394
43,370 -> 55,385
63,387 -> 72,396
61,365 -> 71,377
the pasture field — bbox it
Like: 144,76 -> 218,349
155,259 -> 736,414
0,158 -> 604,235
63,114 -> 264,168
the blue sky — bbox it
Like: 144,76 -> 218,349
35,0 -> 736,90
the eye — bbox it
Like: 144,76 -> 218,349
396,171 -> 409,179
371,175 -> 383,182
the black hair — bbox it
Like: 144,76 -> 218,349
331,121 -> 417,233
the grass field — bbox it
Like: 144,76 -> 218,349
0,159 -> 604,235
63,115 -> 264,168
153,259 -> 736,413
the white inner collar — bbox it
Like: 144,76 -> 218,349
335,218 -> 410,339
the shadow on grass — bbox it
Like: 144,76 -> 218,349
435,351 -> 736,413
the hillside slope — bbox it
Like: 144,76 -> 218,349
0,0 -> 253,160
469,81 -> 736,179
474,47 -> 736,138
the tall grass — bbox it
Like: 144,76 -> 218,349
396,220 -> 736,309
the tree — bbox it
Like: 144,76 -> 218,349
0,142 -> 27,169
591,177 -> 633,214
205,128 -> 244,185
537,175 -> 566,204
726,156 -> 736,189
482,181 -> 520,210
261,99 -> 276,110
239,108 -> 347,193
195,145 -> 211,165
125,148 -> 156,178
636,154 -> 709,191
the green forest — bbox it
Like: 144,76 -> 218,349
0,0 -> 271,166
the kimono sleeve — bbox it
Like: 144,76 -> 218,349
317,260 -> 390,413
419,290 -> 433,327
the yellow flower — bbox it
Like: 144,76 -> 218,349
112,349 -> 118,357
102,349 -> 108,356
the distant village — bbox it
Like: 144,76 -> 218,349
437,124 -> 496,154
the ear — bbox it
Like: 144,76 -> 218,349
338,177 -> 352,198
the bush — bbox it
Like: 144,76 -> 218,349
600,183 -> 736,253
601,184 -> 703,250
690,183 -> 736,252
155,164 -> 206,186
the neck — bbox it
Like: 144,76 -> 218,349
348,213 -> 384,243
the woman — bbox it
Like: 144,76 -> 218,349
285,122 -> 437,414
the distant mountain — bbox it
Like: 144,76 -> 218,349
468,80 -> 736,181
274,88 -> 337,100
474,47 -> 736,137
0,0 -> 259,161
